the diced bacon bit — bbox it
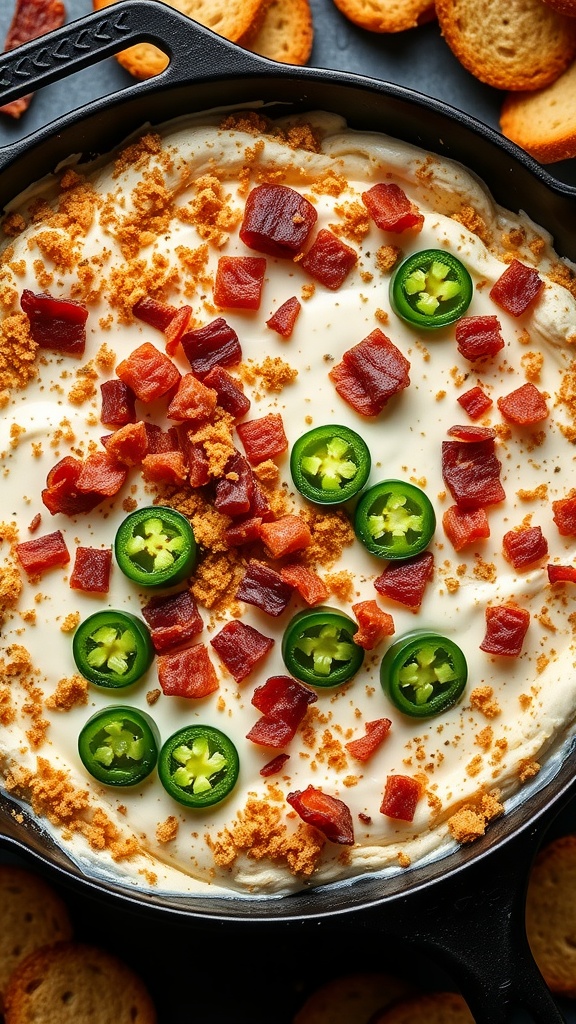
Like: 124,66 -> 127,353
457,386 -> 493,421
351,600 -> 395,650
260,515 -> 313,559
489,259 -> 544,317
246,717 -> 298,747
374,551 -> 434,611
167,373 -> 218,422
480,604 -> 530,657
552,495 -> 576,536
28,513 -> 41,533
141,451 -> 188,486
240,184 -> 317,257
455,315 -> 505,361
442,439 -> 505,511
180,318 -> 242,379
260,753 -> 290,777
75,452 -> 128,497
203,366 -> 250,417
300,229 -> 357,290
442,505 -> 490,552
69,546 -> 112,594
547,564 -> 576,584
286,785 -> 354,845
164,306 -> 194,358
103,421 -> 148,466
345,718 -> 392,761
20,290 -> 88,356
186,441 -> 211,488
0,0 -> 65,118
447,424 -> 497,442
157,644 -> 218,698
142,589 -> 203,653
210,619 -> 274,683
329,329 -> 410,417
116,342 -> 181,403
361,183 -> 424,233
224,516 -> 263,548
42,456 -> 103,516
236,560 -> 293,616
266,296 -> 302,338
214,256 -> 266,311
100,380 -> 136,427
132,296 -> 177,332
380,775 -> 421,822
143,422 -> 176,455
280,565 -> 329,606
247,674 -> 317,748
214,451 -> 254,516
502,525 -> 548,570
16,530 -> 70,576
236,413 -> 288,465
497,382 -> 548,425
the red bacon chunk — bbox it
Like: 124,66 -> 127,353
167,373 -> 218,423
351,600 -> 395,650
203,365 -> 250,417
103,421 -> 148,466
214,452 -> 254,516
362,183 -> 424,233
490,260 -> 543,317
286,785 -> 354,845
447,424 -> 497,442
116,343 -> 180,403
380,775 -> 421,822
497,383 -> 548,425
260,515 -> 312,559
143,423 -> 176,455
224,516 -> 263,548
141,451 -> 188,486
236,413 -> 288,465
260,753 -> 290,777
246,717 -> 298,747
42,456 -> 103,516
69,546 -> 112,594
480,604 -> 530,657
280,565 -> 329,606
214,256 -> 266,311
266,296 -> 302,339
552,495 -> 576,536
240,185 -> 317,257
329,329 -> 410,417
1,0 -> 65,118
100,380 -> 136,427
547,564 -> 576,584
20,290 -> 88,356
16,530 -> 70,576
442,439 -> 505,510
180,318 -> 242,379
132,296 -> 177,332
247,674 -> 317,748
75,452 -> 128,497
300,229 -> 357,290
455,315 -> 505,361
236,560 -> 293,616
457,386 -> 493,421
374,551 -> 434,611
164,305 -> 193,357
157,644 -> 218,699
210,620 -> 274,683
142,589 -> 203,653
442,505 -> 490,552
345,718 -> 392,761
502,525 -> 548,570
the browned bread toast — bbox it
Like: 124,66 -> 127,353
329,0 -> 435,34
500,59 -> 576,161
369,991 -> 475,1023
241,0 -> 314,64
525,835 -> 576,995
292,973 -> 413,1024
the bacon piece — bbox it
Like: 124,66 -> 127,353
180,318 -> 242,379
141,451 -> 188,486
247,674 -> 317,748
41,456 -> 103,516
142,589 -> 203,653
16,530 -> 70,576
260,515 -> 312,558
552,495 -> 576,536
157,644 -> 218,699
286,786 -> 354,845
224,516 -> 263,547
345,718 -> 392,761
497,383 -> 548,425
362,183 -> 424,233
374,551 -> 434,611
457,386 -> 493,421
300,229 -> 357,290
489,260 -> 543,317
214,256 -> 266,310
210,620 -> 274,683
266,296 -> 302,338
260,753 -> 290,777
214,452 -> 254,516
116,343 -> 180,403
203,366 -> 250,418
329,329 -> 410,417
442,439 -> 505,511
480,604 -> 530,657
442,505 -> 490,552
240,185 -> 317,257
502,526 -> 548,570
69,546 -> 112,594
447,424 -> 497,442
380,775 -> 421,822
246,717 -> 299,747
75,452 -> 127,497
280,565 -> 329,606
132,296 -> 177,331
143,423 -> 176,455
547,564 -> 576,584
236,413 -> 288,465
455,315 -> 505,361
103,421 -> 148,466
20,290 -> 88,356
28,513 -> 41,534
167,373 -> 217,423
0,0 -> 65,118
164,306 -> 193,357
100,380 -> 136,426
351,600 -> 395,650
236,560 -> 293,616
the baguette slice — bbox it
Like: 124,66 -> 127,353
293,972 -> 413,1024
370,991 -> 475,1024
500,59 -> 576,161
329,0 -> 435,34
241,0 -> 314,65
435,0 -> 576,91
525,835 -> 576,995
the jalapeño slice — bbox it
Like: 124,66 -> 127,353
381,631 -> 467,718
290,425 -> 371,506
354,480 -> 435,559
158,725 -> 239,809
282,607 -> 364,687
115,506 -> 197,588
390,249 -> 473,329
78,706 -> 159,786
72,610 -> 154,688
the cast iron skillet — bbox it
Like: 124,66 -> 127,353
1,4 -> 575,1020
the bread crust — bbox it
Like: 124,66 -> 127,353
329,0 -> 435,34
293,972 -> 413,1024
240,0 -> 314,64
500,59 -> 576,162
526,835 -> 576,996
369,991 -> 474,1023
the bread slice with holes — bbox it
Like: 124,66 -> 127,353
241,0 -> 314,64
369,991 -> 475,1024
525,835 -> 576,995
500,59 -> 576,161
329,0 -> 435,33
292,972 -> 414,1024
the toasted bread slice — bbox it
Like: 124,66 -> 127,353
370,991 -> 475,1023
500,59 -> 576,161
329,0 -> 435,34
241,0 -> 314,65
525,835 -> 576,995
293,972 -> 413,1024
435,0 -> 576,91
